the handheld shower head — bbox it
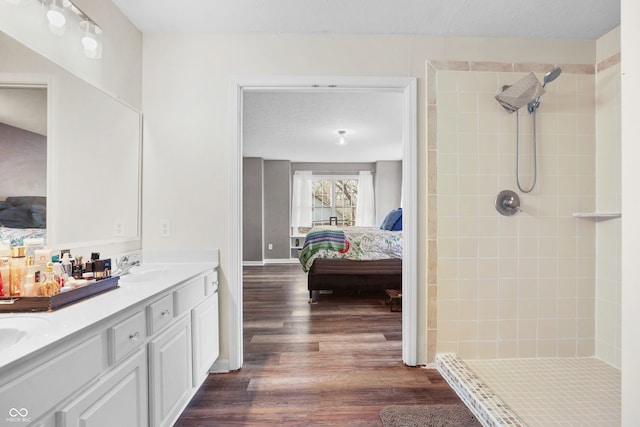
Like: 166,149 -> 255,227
527,67 -> 562,113
543,67 -> 562,87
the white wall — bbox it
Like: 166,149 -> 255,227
142,33 -> 596,366
621,0 -> 640,424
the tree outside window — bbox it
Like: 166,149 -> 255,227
312,177 -> 358,226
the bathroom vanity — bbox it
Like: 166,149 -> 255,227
0,258 -> 219,427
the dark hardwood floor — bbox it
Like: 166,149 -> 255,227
175,264 -> 463,426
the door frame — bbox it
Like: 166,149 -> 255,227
229,76 -> 418,370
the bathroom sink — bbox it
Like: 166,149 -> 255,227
118,268 -> 167,283
0,317 -> 50,350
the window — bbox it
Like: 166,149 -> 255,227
312,176 -> 358,226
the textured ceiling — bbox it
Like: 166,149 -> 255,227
243,90 -> 403,162
111,0 -> 619,40
0,87 -> 47,136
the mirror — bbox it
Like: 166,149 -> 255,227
0,86 -> 47,242
0,31 -> 141,251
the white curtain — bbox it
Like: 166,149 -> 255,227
355,171 -> 375,226
291,171 -> 313,228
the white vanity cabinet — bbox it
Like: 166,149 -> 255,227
148,315 -> 192,427
0,264 -> 220,427
192,292 -> 219,385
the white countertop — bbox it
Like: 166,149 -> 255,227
0,259 -> 218,371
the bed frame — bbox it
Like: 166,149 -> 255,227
307,258 -> 402,302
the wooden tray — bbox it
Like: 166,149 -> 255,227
0,276 -> 119,313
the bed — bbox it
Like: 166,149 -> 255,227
0,196 -> 46,247
299,225 -> 402,302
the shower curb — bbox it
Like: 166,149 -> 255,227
436,353 -> 527,427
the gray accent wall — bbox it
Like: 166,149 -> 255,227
243,158 -> 401,262
263,160 -> 291,260
243,157 -> 263,262
375,160 -> 402,226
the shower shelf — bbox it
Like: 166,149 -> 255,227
572,212 -> 621,220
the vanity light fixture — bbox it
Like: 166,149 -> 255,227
337,130 -> 347,146
36,0 -> 103,58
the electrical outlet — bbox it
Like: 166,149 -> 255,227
160,219 -> 171,238
268,243 -> 273,250
114,220 -> 123,237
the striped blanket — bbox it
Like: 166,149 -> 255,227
298,229 -> 347,270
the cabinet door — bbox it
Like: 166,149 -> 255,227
192,292 -> 219,386
148,315 -> 192,427
57,348 -> 147,427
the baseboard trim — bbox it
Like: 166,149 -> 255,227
264,258 -> 299,264
209,359 -> 231,373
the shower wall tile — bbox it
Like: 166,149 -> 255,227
434,66 -> 597,360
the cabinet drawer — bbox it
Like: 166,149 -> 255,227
0,335 -> 102,424
204,270 -> 218,296
108,311 -> 146,365
147,294 -> 173,335
173,277 -> 204,315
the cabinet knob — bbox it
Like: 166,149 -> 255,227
161,309 -> 171,317
129,332 -> 140,340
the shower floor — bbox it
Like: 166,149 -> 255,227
436,353 -> 620,427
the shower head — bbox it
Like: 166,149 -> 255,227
527,67 -> 562,113
543,67 -> 562,87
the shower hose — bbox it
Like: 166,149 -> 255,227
515,110 -> 537,193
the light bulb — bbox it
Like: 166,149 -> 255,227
82,35 -> 98,51
80,20 -> 103,59
47,6 -> 65,28
337,130 -> 347,145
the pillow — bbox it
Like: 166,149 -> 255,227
380,208 -> 402,231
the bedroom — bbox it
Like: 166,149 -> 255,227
242,89 -> 405,302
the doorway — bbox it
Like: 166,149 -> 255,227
230,76 -> 418,370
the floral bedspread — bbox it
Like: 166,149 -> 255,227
0,227 -> 46,247
299,226 -> 402,272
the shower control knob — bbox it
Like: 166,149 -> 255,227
496,190 -> 521,216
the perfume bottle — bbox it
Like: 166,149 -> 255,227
39,262 -> 61,297
23,255 -> 41,297
0,257 -> 9,297
9,246 -> 26,296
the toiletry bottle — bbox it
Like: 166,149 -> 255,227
52,261 -> 64,288
60,253 -> 72,284
39,262 -> 61,296
9,246 -> 26,296
23,256 -> 40,297
0,258 -> 9,297
73,256 -> 84,279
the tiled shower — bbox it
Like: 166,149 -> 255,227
427,53 -> 621,426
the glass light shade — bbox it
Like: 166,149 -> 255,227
337,130 -> 347,145
79,20 -> 102,59
46,2 -> 66,27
